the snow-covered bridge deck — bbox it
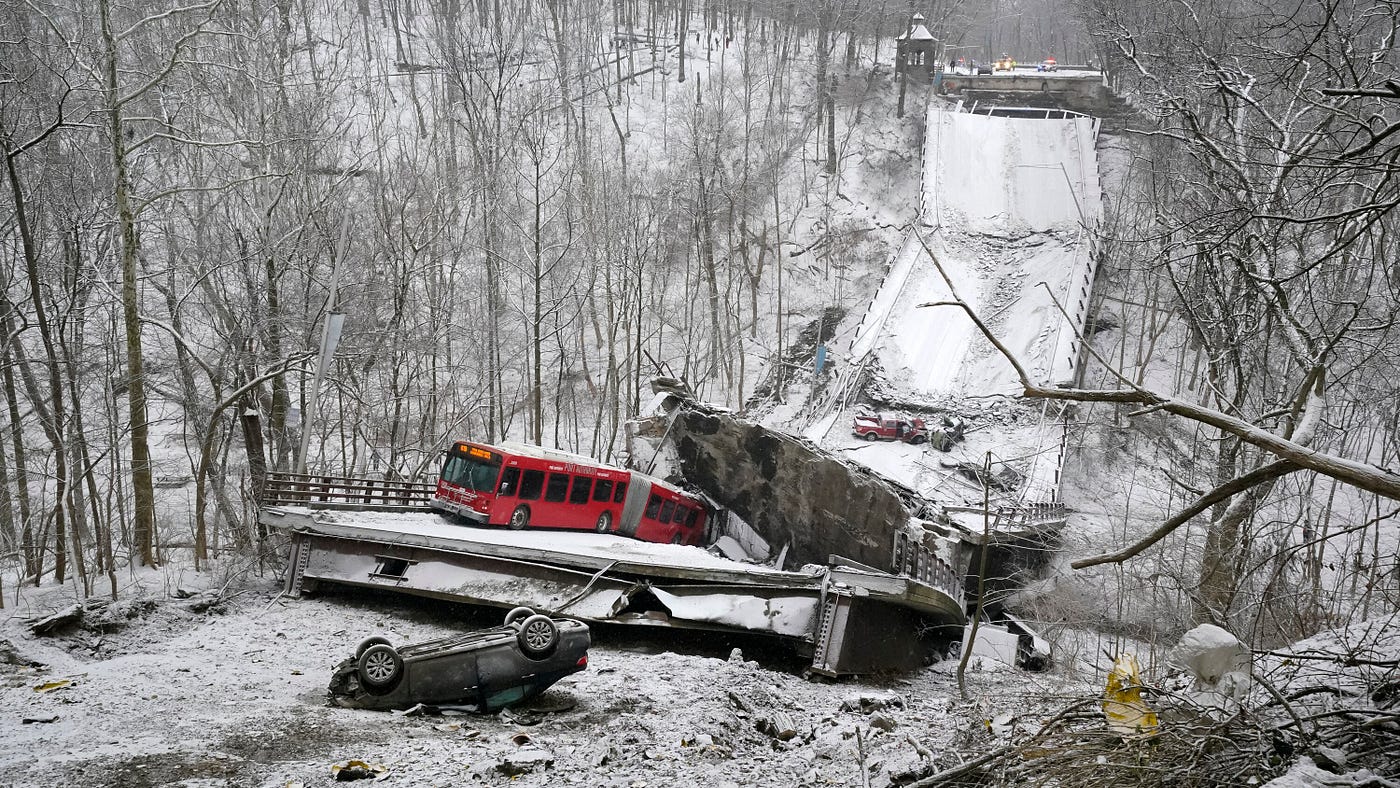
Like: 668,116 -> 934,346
265,506 -> 965,676
811,103 -> 1100,511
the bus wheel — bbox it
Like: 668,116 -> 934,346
509,505 -> 530,530
670,532 -> 683,545
595,511 -> 612,533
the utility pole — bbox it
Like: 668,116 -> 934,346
295,223 -> 351,476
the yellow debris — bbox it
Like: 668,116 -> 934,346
1102,654 -> 1159,738
32,678 -> 72,693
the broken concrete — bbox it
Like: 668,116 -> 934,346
654,407 -> 952,573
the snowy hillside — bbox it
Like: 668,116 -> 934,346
4,1 -> 1400,786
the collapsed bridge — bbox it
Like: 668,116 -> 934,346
266,414 -> 970,676
267,93 -> 1093,676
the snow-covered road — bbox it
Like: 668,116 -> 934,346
817,103 -> 1102,505
886,107 -> 1100,398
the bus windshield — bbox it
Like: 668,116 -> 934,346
441,447 -> 502,493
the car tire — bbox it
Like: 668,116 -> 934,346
504,606 -> 536,627
863,432 -> 878,442
517,614 -> 559,658
357,644 -> 403,692
508,505 -> 530,530
911,435 -> 927,445
355,636 -> 392,660
595,511 -> 612,533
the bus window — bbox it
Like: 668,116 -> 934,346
613,482 -> 628,503
569,476 -> 593,504
644,494 -> 662,519
685,508 -> 699,527
441,455 -> 465,485
442,449 -> 502,492
659,499 -> 676,523
519,469 -> 545,500
545,472 -> 570,502
593,479 -> 614,502
498,466 -> 520,496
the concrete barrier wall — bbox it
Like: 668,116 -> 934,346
941,73 -> 1114,116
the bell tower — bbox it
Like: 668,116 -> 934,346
895,13 -> 937,83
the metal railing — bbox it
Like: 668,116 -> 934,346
262,472 -> 435,510
892,530 -> 966,610
994,501 -> 1069,530
960,103 -> 1092,120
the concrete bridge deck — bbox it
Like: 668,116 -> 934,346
267,505 -> 965,676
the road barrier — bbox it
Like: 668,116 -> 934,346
262,472 -> 434,510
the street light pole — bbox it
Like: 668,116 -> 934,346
295,221 -> 352,476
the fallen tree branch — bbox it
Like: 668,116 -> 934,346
910,231 -> 1400,506
906,699 -> 1101,787
1071,460 -> 1300,569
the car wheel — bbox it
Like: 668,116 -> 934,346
504,606 -> 536,627
517,614 -> 559,658
863,432 -> 878,442
911,435 -> 927,445
357,644 -> 403,691
595,511 -> 613,533
355,636 -> 392,660
508,505 -> 530,530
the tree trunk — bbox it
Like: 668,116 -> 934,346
3,140 -> 71,583
532,157 -> 545,445
825,74 -> 837,175
678,0 -> 688,82
263,250 -> 292,471
240,401 -> 268,543
482,185 -> 504,441
0,310 -> 35,576
101,0 -> 156,566
0,407 -> 15,552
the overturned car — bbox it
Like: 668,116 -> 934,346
328,608 -> 590,711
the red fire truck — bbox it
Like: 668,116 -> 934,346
430,441 -> 708,546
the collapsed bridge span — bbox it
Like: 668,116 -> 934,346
264,462 -> 967,676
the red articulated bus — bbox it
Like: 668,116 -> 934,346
429,440 -> 709,546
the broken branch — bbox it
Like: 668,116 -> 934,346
1072,460 -> 1300,569
908,233 -> 1400,504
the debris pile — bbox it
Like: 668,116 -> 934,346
904,624 -> 1400,787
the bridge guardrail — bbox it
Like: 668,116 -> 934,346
263,472 -> 435,510
893,530 -> 966,610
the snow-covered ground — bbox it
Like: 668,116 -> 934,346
0,565 -> 1058,787
5,566 -> 1394,787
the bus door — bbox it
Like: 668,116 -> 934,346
616,476 -> 650,537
